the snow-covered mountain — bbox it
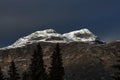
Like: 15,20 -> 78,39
1,28 -> 102,49
63,29 -> 97,42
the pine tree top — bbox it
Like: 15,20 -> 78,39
8,60 -> 20,80
0,67 -> 5,80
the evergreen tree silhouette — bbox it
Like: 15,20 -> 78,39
49,43 -> 65,80
0,67 -> 5,80
22,71 -> 30,80
8,60 -> 20,80
29,44 -> 47,80
111,56 -> 120,80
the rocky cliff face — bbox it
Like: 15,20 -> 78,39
0,41 -> 120,80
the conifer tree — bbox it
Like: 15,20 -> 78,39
22,71 -> 29,80
8,60 -> 20,80
49,43 -> 65,80
111,56 -> 120,80
0,67 -> 5,80
29,44 -> 47,80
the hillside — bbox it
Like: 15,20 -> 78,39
0,41 -> 120,80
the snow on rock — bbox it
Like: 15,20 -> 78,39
4,29 -> 66,49
0,28 -> 100,49
63,28 -> 97,42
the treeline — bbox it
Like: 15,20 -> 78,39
0,43 -> 64,80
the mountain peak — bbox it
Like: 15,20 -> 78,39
63,28 -> 97,42
77,28 -> 92,34
66,28 -> 93,35
31,29 -> 57,36
0,28 -> 103,49
43,29 -> 57,33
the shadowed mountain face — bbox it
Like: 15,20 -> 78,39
0,41 -> 120,80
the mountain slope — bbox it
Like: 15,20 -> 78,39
0,42 -> 120,80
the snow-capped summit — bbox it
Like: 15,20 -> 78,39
63,28 -> 97,42
1,28 -> 102,49
41,29 -> 57,33
6,29 -> 66,48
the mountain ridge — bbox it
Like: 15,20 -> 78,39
0,28 -> 119,80
0,28 -> 104,50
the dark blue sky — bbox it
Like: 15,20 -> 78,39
0,0 -> 120,47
